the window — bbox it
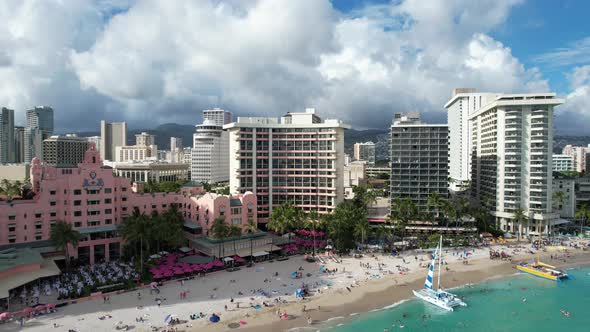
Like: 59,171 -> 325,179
122,197 -> 127,202
50,201 -> 56,206
49,190 -> 56,195
35,222 -> 42,230
105,188 -> 112,193
105,198 -> 112,204
74,189 -> 82,195
105,209 -> 112,214
50,212 -> 57,217
8,215 -> 16,221
122,187 -> 127,192
162,204 -> 167,208
88,220 -> 100,227
105,219 -> 113,225
74,222 -> 82,228
74,211 -> 82,217
35,212 -> 42,218
231,218 -> 241,225
9,238 -> 16,244
8,224 -> 16,232
35,235 -> 43,241
231,207 -> 241,215
74,200 -> 82,206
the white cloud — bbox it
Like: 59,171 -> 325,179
534,37 -> 590,68
555,65 -> 590,134
0,0 -> 556,131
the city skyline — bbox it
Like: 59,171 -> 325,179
0,1 -> 589,134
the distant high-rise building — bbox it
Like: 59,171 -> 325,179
24,106 -> 54,163
100,121 -> 127,161
552,154 -> 574,172
135,132 -> 156,146
14,126 -> 25,163
470,93 -> 563,236
115,145 -> 157,162
353,141 -> 376,165
444,89 -> 498,191
85,136 -> 101,153
390,112 -> 448,216
562,144 -> 589,173
170,137 -> 183,163
191,120 -> 229,184
203,108 -> 233,126
225,108 -> 349,223
0,107 -> 15,163
42,134 -> 90,167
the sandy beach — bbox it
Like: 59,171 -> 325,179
5,241 -> 589,332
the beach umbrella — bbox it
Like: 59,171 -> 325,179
34,305 -> 46,311
164,314 -> 172,324
21,307 -> 34,314
47,303 -> 56,309
209,314 -> 220,323
0,312 -> 12,319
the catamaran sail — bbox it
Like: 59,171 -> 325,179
412,236 -> 467,311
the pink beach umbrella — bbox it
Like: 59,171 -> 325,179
21,308 -> 34,314
34,305 -> 46,311
0,312 -> 12,319
47,303 -> 56,309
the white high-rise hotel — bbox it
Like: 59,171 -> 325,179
191,119 -> 229,184
224,108 -> 349,224
445,89 -> 497,191
469,93 -> 563,235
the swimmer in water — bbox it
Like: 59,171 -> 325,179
522,297 -> 527,302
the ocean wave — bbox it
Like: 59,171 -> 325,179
349,312 -> 359,316
326,316 -> 345,322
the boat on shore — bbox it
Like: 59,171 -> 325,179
516,261 -> 569,281
412,236 -> 467,311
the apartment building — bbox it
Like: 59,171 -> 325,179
552,154 -> 574,172
224,108 -> 349,223
390,112 -> 448,216
100,121 -> 127,162
42,134 -> 90,167
353,141 -> 376,165
203,108 -> 233,126
470,93 -> 564,236
191,120 -> 229,184
0,107 -> 15,163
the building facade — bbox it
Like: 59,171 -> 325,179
225,108 -> 349,223
191,120 -> 229,184
115,145 -> 158,162
42,135 -> 90,167
85,136 -> 101,154
562,144 -> 589,173
470,93 -> 563,236
203,108 -> 233,126
552,176 -> 576,218
100,121 -> 127,162
135,132 -> 155,146
0,107 -> 15,163
0,145 -> 257,265
24,106 -> 54,163
390,112 -> 448,215
444,89 -> 498,191
353,141 -> 376,165
106,160 -> 189,183
14,126 -> 25,164
552,154 -> 574,172
0,164 -> 30,182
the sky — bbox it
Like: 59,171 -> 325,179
1,0 -> 590,134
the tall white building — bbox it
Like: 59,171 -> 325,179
444,88 -> 498,191
203,108 -> 233,126
169,137 -> 183,163
100,121 -> 127,161
470,93 -> 564,236
24,106 -> 54,163
353,141 -> 376,165
0,107 -> 15,163
135,132 -> 156,146
552,154 -> 573,172
224,108 -> 350,223
191,120 -> 229,184
562,144 -> 589,172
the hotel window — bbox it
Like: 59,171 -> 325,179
50,220 -> 56,226
8,237 -> 16,244
50,212 -> 57,217
122,187 -> 127,192
105,198 -> 112,204
50,201 -> 56,206
162,204 -> 167,208
74,189 -> 82,195
8,215 -> 16,221
105,188 -> 112,193
74,211 -> 82,217
35,212 -> 42,218
74,200 -> 82,206
231,218 -> 241,225
74,222 -> 82,228
105,219 -> 113,225
8,224 -> 16,232
105,209 -> 112,214
35,235 -> 43,241
49,190 -> 56,195
88,220 -> 100,227
35,222 -> 43,230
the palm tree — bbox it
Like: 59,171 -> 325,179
353,218 -> 370,249
352,185 -> 378,211
243,217 -> 257,261
551,191 -> 566,239
575,203 -> 590,235
120,208 -> 151,276
304,210 -> 321,256
50,221 -> 80,271
268,203 -> 302,252
513,208 -> 528,241
0,179 -> 21,200
210,216 -> 230,258
427,192 -> 443,220
229,225 -> 242,257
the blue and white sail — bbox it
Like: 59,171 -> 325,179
424,244 -> 438,290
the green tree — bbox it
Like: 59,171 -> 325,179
120,208 -> 151,276
211,216 -> 230,258
327,201 -> 367,252
352,185 -> 378,211
353,218 -> 370,249
50,221 -> 80,272
243,217 -> 257,261
427,192 -> 444,220
0,179 -> 22,200
575,203 -> 590,235
268,202 -> 304,249
229,225 -> 242,257
304,210 -> 322,256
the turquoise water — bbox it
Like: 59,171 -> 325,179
327,266 -> 590,332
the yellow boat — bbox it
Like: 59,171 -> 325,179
516,261 -> 569,281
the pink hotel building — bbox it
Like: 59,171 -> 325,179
0,144 -> 256,265
224,108 -> 350,224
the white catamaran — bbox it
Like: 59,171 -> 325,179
412,236 -> 467,311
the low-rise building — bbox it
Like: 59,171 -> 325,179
552,154 -> 573,172
344,161 -> 367,199
0,145 -> 257,265
105,160 -> 189,183
552,175 -> 576,218
0,164 -> 30,182
115,145 -> 158,162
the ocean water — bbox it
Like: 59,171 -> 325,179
325,265 -> 590,332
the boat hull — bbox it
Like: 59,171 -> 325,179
412,289 -> 466,312
516,263 -> 569,281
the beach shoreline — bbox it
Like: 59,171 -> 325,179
213,250 -> 590,332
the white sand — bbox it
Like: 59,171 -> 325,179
7,240 -> 586,332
